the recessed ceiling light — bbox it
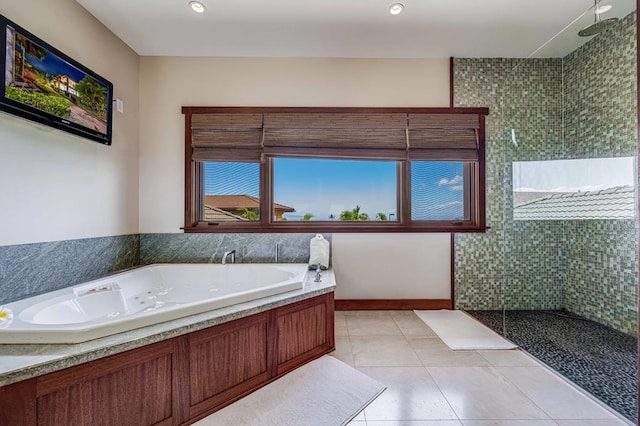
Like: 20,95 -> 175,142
596,4 -> 613,13
189,1 -> 206,13
389,3 -> 404,15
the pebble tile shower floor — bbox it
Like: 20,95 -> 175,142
466,310 -> 638,423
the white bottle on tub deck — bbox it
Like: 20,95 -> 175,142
309,234 -> 330,270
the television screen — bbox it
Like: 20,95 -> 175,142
1,15 -> 113,145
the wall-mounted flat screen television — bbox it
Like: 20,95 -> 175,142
0,14 -> 113,145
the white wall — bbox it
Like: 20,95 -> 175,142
139,56 -> 451,299
333,233 -> 451,299
0,0 -> 139,246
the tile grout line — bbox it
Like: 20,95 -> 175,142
411,334 -> 464,424
402,311 -> 551,423
394,312 -> 464,423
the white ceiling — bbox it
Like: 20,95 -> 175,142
76,0 -> 636,58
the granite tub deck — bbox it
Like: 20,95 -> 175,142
0,268 -> 336,387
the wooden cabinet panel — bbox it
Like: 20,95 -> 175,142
189,313 -> 269,415
36,340 -> 176,426
277,303 -> 326,364
0,379 -> 36,426
275,293 -> 334,375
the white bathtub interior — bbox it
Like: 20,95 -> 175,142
0,263 -> 307,344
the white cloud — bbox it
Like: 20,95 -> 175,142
438,175 -> 463,186
450,185 -> 463,191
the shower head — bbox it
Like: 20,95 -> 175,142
578,17 -> 619,36
578,0 -> 619,37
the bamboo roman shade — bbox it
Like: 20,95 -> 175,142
191,113 -> 263,162
262,113 -> 407,159
408,114 -> 479,161
188,110 -> 483,162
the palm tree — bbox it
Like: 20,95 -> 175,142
339,205 -> 369,221
339,209 -> 355,221
14,34 -> 46,83
302,213 -> 314,221
76,76 -> 107,118
376,212 -> 388,221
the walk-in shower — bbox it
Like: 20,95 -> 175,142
468,1 -> 638,422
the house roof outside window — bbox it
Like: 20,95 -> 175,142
203,195 -> 295,221
513,185 -> 635,220
204,195 -> 295,212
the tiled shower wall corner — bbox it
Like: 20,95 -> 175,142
0,235 -> 139,305
561,12 -> 638,335
139,233 -> 331,265
564,220 -> 637,334
563,12 -> 637,159
453,12 -> 638,335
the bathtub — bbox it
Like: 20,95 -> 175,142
0,263 -> 307,344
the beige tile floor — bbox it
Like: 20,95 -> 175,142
331,311 -> 632,426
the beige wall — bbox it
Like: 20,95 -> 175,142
139,56 -> 451,299
0,0 -> 139,246
333,233 -> 451,300
139,56 -> 449,232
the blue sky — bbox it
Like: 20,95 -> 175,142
412,162 -> 464,220
273,158 -> 397,220
205,160 -> 465,220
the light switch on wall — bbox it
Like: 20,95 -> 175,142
116,98 -> 124,113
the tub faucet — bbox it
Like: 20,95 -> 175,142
314,264 -> 322,282
222,250 -> 236,265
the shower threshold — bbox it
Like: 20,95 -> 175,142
466,309 -> 638,423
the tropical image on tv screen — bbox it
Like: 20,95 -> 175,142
4,26 -> 108,134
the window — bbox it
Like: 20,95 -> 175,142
411,161 -> 469,221
512,157 -> 636,220
273,158 -> 398,221
184,107 -> 487,232
203,162 -> 260,222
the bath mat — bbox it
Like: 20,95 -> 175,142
193,355 -> 386,426
414,310 -> 517,350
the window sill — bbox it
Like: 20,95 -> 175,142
183,222 -> 488,234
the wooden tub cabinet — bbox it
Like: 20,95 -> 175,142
0,292 -> 335,426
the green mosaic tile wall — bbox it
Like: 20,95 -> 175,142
561,13 -> 638,335
453,58 -> 564,311
505,221 -> 565,310
564,220 -> 638,334
453,58 -> 511,310
563,12 -> 637,158
454,12 -> 638,335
